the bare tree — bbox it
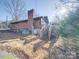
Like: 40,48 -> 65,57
3,0 -> 26,20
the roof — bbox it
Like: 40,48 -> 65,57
33,16 -> 42,20
10,19 -> 28,24
43,16 -> 49,24
10,16 -> 43,24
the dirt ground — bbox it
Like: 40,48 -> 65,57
0,31 -> 22,40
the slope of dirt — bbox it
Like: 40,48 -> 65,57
0,31 -> 21,40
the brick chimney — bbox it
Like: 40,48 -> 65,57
28,9 -> 34,30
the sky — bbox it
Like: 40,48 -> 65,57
0,0 -> 77,22
0,0 -> 59,22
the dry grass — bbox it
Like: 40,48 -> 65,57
0,35 -> 65,59
0,35 -> 50,59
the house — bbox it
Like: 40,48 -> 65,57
10,9 -> 49,34
0,21 -> 10,31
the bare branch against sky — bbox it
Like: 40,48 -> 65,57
2,0 -> 26,21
